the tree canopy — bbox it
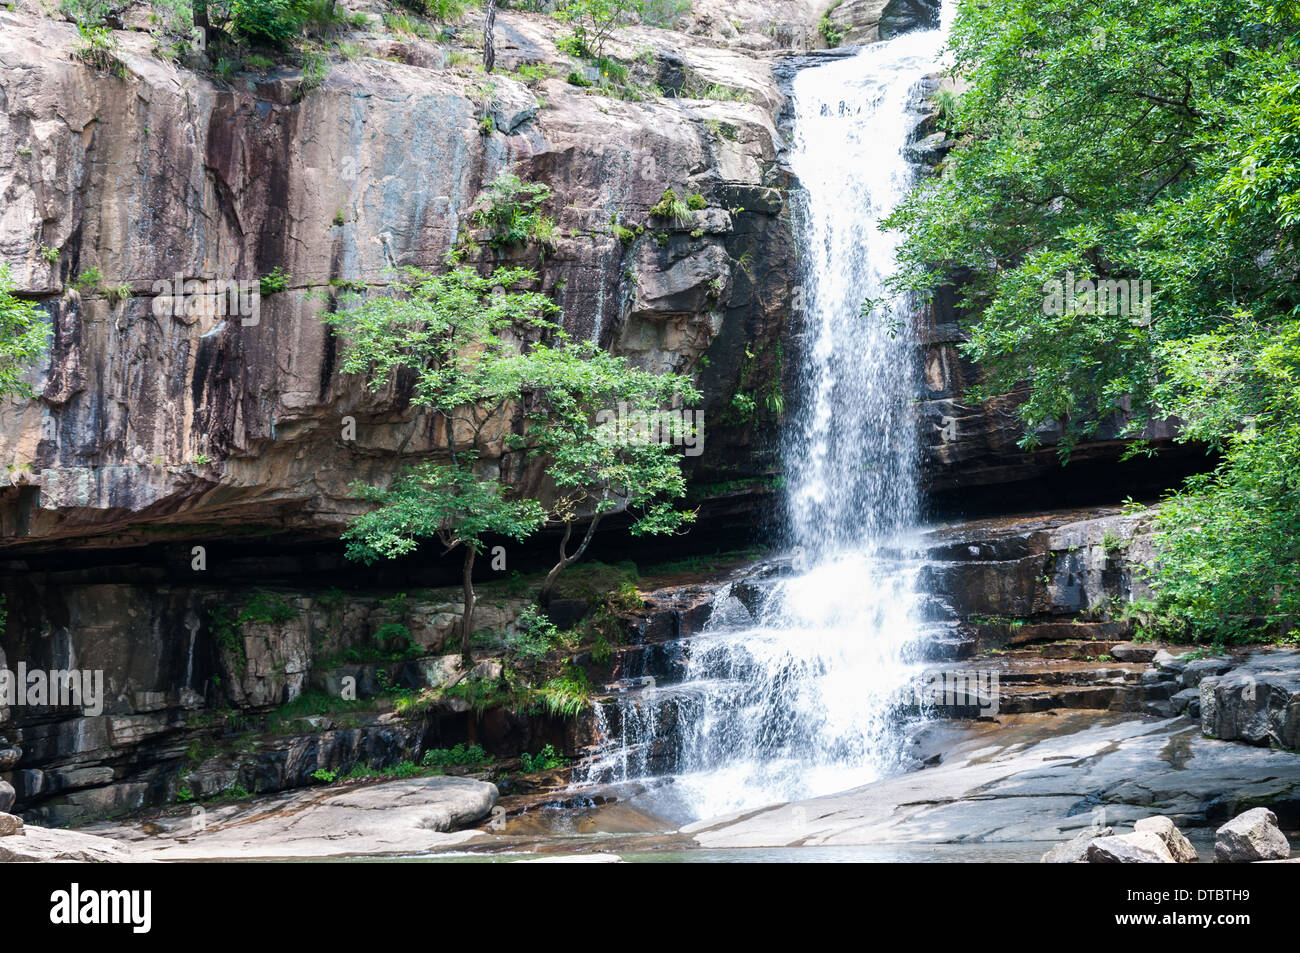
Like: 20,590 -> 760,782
887,0 -> 1300,641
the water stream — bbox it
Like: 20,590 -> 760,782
579,18 -> 952,823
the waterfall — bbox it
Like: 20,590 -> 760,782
580,16 -> 951,823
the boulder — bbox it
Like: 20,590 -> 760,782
0,779 -> 13,813
0,745 -> 20,771
1086,831 -> 1177,863
1170,687 -> 1200,717
1133,815 -> 1199,862
1041,826 -> 1113,863
1153,649 -> 1188,674
1181,656 -> 1234,688
1214,808 -> 1291,863
1111,642 -> 1158,663
0,812 -> 23,836
1199,649 -> 1300,749
0,825 -> 143,862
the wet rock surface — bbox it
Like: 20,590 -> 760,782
684,711 -> 1300,849
90,775 -> 498,860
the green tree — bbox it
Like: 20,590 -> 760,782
554,0 -> 643,60
342,462 -> 545,661
493,341 -> 699,601
326,253 -> 698,615
0,264 -> 51,398
887,0 -> 1300,640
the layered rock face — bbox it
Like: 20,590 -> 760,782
0,4 -> 799,552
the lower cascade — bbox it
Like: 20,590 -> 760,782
579,22 -> 952,822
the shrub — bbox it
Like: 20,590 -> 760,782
649,187 -> 690,224
259,266 -> 290,295
397,0 -> 465,21
474,171 -> 555,248
231,0 -> 305,47
422,743 -> 491,766
519,743 -> 565,772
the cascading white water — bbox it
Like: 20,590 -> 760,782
581,16 -> 952,822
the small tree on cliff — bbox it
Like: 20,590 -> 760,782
326,263 -> 556,656
491,341 -> 698,602
0,264 -> 51,398
326,253 -> 698,625
341,461 -> 544,662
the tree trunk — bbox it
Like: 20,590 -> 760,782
459,546 -> 477,665
483,0 -> 497,73
539,516 -> 602,604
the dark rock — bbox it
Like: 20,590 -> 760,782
1170,687 -> 1200,717
1111,642 -> 1158,663
1200,649 -> 1300,749
1181,657 -> 1234,688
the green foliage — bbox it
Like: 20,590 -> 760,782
513,62 -> 554,84
373,620 -> 417,657
532,665 -> 591,718
325,263 -> 558,408
60,0 -> 115,25
518,743 -> 565,772
231,0 -> 300,46
889,0 -> 1300,642
682,79 -> 751,103
327,208 -> 698,600
474,172 -> 555,249
297,50 -> 329,96
73,23 -> 126,77
686,193 -> 706,211
818,10 -> 844,47
209,591 -> 298,675
649,187 -> 691,224
259,266 -> 290,296
505,604 -> 562,661
640,0 -> 690,29
396,0 -> 465,21
383,11 -> 435,38
73,267 -> 102,292
553,0 -> 643,60
422,742 -> 491,766
342,461 -> 545,564
0,264 -> 51,398
311,768 -> 338,782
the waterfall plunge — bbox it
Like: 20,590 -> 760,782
581,19 -> 951,823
